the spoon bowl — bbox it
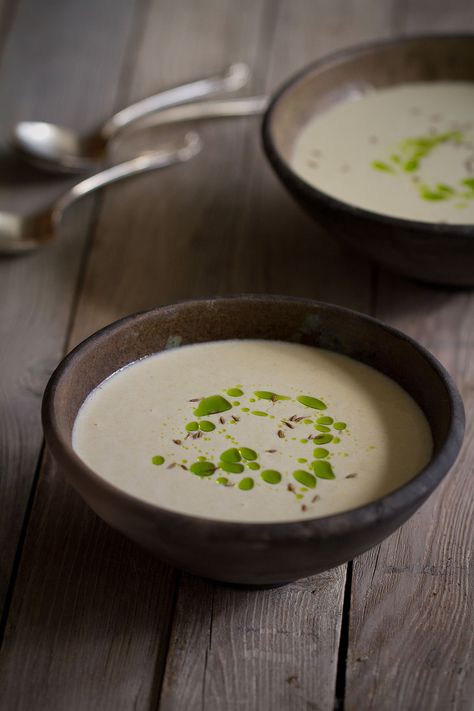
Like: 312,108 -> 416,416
13,122 -> 103,173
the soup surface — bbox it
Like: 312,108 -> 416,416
291,82 -> 474,223
72,340 -> 433,522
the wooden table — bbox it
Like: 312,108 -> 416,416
0,1 -> 472,709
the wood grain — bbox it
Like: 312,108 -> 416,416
160,570 -> 347,711
0,0 -> 139,620
345,4 -> 474,709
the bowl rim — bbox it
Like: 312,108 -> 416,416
262,32 -> 474,235
42,295 -> 465,538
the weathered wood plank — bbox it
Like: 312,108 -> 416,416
345,4 -> 474,708
160,569 -> 347,711
346,279 -> 474,711
0,0 -> 139,620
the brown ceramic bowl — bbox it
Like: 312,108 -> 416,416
42,296 -> 464,585
262,34 -> 474,287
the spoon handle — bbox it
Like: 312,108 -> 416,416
53,132 -> 202,222
102,63 -> 249,139
127,96 -> 269,130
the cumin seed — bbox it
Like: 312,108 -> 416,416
277,430 -> 285,438
172,439 -> 182,446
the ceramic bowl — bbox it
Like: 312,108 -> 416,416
42,296 -> 464,585
262,34 -> 474,287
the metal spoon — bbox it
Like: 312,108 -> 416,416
11,63 -> 248,174
0,132 -> 201,255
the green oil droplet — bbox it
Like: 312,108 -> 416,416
199,420 -> 216,432
297,457 -> 307,463
296,494 -> 304,500
185,422 -> 199,432
313,448 -> 329,459
252,410 -> 268,417
312,461 -> 335,479
239,447 -> 257,461
300,487 -> 308,492
293,470 -> 316,488
300,439 -> 308,444
371,160 -> 396,174
317,416 -> 333,425
233,401 -> 240,406
249,398 -> 256,403
194,395 -> 232,417
220,448 -> 241,463
314,424 -> 330,432
216,477 -> 229,485
333,422 -> 347,431
248,462 -> 260,470
314,434 -> 333,445
220,461 -> 244,474
190,461 -> 215,477
241,407 -> 250,412
226,388 -> 243,397
303,419 -> 312,424
151,455 -> 165,466
333,437 -> 341,444
197,456 -> 207,461
261,469 -> 282,484
254,390 -> 290,401
297,395 -> 327,410
239,477 -> 254,491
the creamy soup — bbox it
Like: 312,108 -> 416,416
291,82 -> 474,223
72,340 -> 432,522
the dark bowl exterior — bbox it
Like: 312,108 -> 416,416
42,296 -> 465,585
262,35 -> 474,287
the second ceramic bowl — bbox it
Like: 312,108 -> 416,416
262,34 -> 474,286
